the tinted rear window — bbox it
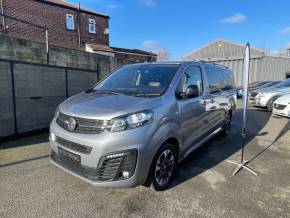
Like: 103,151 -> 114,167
205,65 -> 235,92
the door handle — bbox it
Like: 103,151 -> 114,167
29,96 -> 43,100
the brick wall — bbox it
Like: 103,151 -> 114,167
1,0 -> 109,49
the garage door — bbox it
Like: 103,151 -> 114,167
14,64 -> 66,133
0,62 -> 15,137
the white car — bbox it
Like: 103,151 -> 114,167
272,94 -> 290,118
249,79 -> 290,111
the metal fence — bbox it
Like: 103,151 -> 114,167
0,59 -> 99,138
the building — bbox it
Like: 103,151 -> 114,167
183,39 -> 290,85
0,0 -> 156,62
86,44 -> 157,63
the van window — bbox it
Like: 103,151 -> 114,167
205,65 -> 235,92
221,68 -> 235,91
178,66 -> 203,96
94,64 -> 180,96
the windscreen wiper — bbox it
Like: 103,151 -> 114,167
85,88 -> 95,93
95,91 -> 124,95
130,93 -> 161,97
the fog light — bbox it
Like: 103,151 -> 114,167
122,171 -> 130,178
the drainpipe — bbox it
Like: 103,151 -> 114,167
77,0 -> 81,50
0,0 -> 5,31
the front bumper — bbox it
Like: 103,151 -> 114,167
49,119 -> 154,188
273,104 -> 290,118
249,96 -> 268,107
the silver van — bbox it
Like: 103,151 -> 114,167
49,61 -> 236,191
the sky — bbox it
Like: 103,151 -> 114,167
69,0 -> 290,60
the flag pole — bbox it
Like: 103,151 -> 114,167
227,43 -> 258,176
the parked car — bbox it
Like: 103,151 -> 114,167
272,94 -> 290,118
49,61 -> 236,190
238,81 -> 281,98
249,78 -> 290,111
237,81 -> 267,98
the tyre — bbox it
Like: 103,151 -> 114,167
267,96 -> 279,112
221,111 -> 232,137
149,144 -> 177,191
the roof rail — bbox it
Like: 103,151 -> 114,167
194,60 -> 230,69
210,62 -> 230,69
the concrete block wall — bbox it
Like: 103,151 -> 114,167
0,34 -> 112,78
0,35 -> 143,137
0,35 -> 140,80
68,69 -> 99,96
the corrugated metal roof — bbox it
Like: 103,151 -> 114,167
183,39 -> 265,60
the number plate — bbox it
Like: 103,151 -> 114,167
58,146 -> 81,166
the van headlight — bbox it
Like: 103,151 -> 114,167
109,110 -> 153,132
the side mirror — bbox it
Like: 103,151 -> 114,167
186,85 -> 200,97
177,85 -> 200,99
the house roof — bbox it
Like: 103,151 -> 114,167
111,47 -> 157,57
86,44 -> 157,57
40,0 -> 110,18
87,44 -> 115,52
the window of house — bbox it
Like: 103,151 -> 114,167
88,18 -> 96,34
66,14 -> 74,30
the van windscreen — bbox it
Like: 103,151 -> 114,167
93,64 -> 180,96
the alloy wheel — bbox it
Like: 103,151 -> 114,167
154,149 -> 175,187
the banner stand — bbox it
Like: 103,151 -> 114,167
227,43 -> 258,176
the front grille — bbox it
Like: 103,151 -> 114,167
56,137 -> 92,154
274,103 -> 287,110
51,149 -> 138,182
56,112 -> 107,134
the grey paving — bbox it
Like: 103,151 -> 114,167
1,101 -> 290,218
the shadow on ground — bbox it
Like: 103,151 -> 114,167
0,131 -> 49,149
169,106 -> 290,189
